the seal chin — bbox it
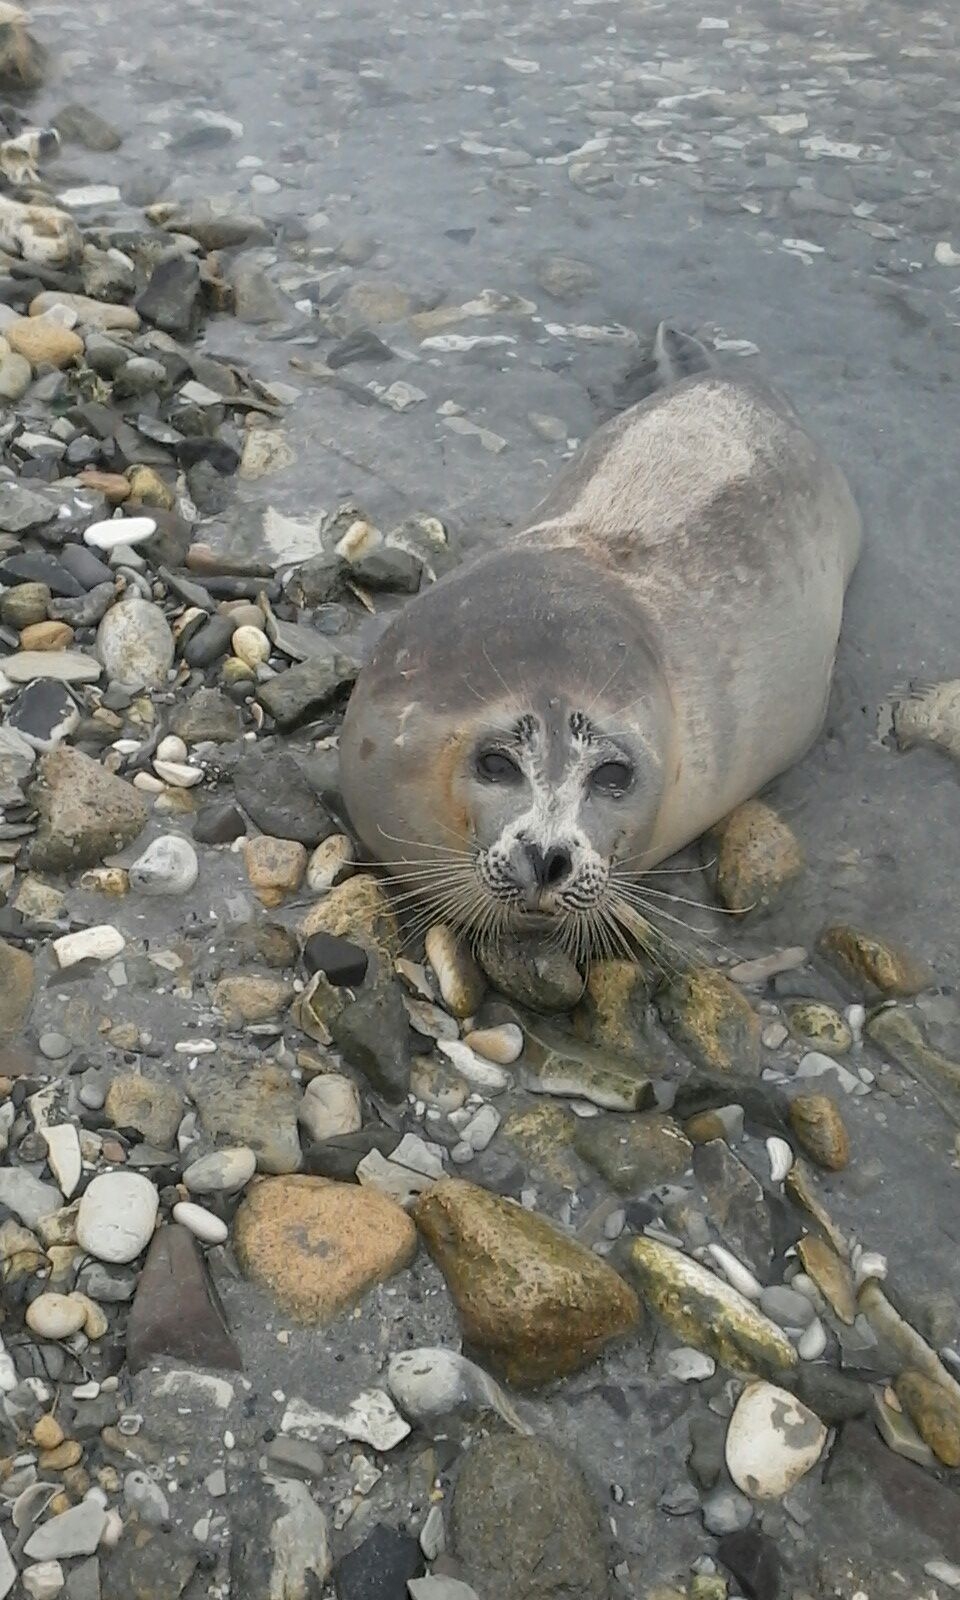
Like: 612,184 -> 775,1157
509,908 -> 559,934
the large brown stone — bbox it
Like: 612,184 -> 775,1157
896,1370 -> 960,1467
29,746 -> 147,871
818,923 -> 933,996
234,1175 -> 416,1322
657,966 -> 761,1074
104,1074 -> 183,1150
192,1061 -> 302,1175
412,1178 -> 639,1387
126,1225 -> 241,1374
297,872 -> 401,957
0,938 -> 33,1044
788,1093 -> 850,1170
714,799 -> 803,914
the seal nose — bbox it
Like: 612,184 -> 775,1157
526,842 -> 572,891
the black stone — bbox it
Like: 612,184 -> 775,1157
186,459 -> 232,514
623,1198 -> 657,1230
781,1365 -> 870,1424
136,255 -> 202,338
333,1523 -> 423,1600
183,613 -> 235,667
327,329 -> 394,368
6,680 -> 77,750
234,746 -> 337,845
175,437 -> 241,475
194,802 -> 246,846
200,575 -> 280,601
350,546 -> 423,594
303,931 -> 368,987
290,550 -> 347,605
301,1127 -> 399,1182
0,552 -> 83,597
670,1073 -> 790,1135
717,1531 -> 781,1600
256,652 -> 359,731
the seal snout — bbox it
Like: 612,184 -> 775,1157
511,837 -> 575,913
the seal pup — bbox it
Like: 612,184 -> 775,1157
339,328 -> 861,957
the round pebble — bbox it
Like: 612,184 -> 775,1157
38,1033 -> 71,1061
725,1380 -> 827,1498
156,734 -> 188,764
231,624 -> 270,668
128,835 -> 199,896
182,1146 -> 257,1195
172,1202 -> 229,1245
96,598 -> 174,690
25,1293 -> 86,1340
153,758 -> 203,788
76,1172 -> 159,1264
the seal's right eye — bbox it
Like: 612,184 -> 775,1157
476,750 -> 521,783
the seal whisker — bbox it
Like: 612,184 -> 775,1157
610,875 -> 749,916
373,825 -> 471,858
613,885 -> 741,964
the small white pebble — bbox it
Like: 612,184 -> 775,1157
172,1201 -> 228,1245
157,734 -> 188,764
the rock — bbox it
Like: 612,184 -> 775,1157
22,1564 -> 64,1600
693,1140 -> 773,1277
126,1224 -> 241,1373
26,1292 -> 86,1338
714,801 -> 803,914
303,931 -> 368,986
182,1146 -> 256,1194
425,925 -> 486,1017
305,832 -> 355,892
76,1172 -> 159,1263
297,1074 -> 362,1141
300,958 -> 412,1101
128,835 -> 198,896
301,1127 -> 399,1182
787,1094 -> 849,1170
716,1530 -> 781,1600
797,1235 -> 856,1323
43,1124 -> 82,1198
758,1286 -> 815,1329
213,973 -> 293,1025
701,1487 -> 754,1536
233,746 -> 336,845
0,1167 -> 62,1227
234,1175 -> 416,1321
409,1583 -> 479,1600
479,934 -> 583,1011
53,102 -> 122,151
169,688 -> 240,744
620,1237 -> 797,1377
193,1061 -> 302,1175
243,834 -> 307,906
451,1435 -> 611,1600
194,801 -> 246,844
0,6 -> 47,90
19,621 -> 74,652
23,1502 -> 106,1561
786,1002 -> 852,1055
657,968 -> 761,1073
333,1524 -> 422,1599
30,747 -> 147,870
535,253 -> 596,300
574,1113 -> 692,1191
126,464 -> 174,508
0,937 -> 33,1043
96,598 -> 173,689
298,874 -> 400,958
1,580 -> 50,628
52,924 -> 124,967
0,347 -> 32,399
84,515 -> 156,552
350,545 -> 423,593
412,1178 -> 639,1387
231,1479 -> 330,1598
4,650 -> 100,685
6,315 -> 83,369
171,1201 -> 227,1244
136,255 -> 201,337
281,1387 -> 409,1451
104,1074 -> 183,1148
387,1346 -> 530,1434
895,1370 -> 960,1467
817,924 -> 933,996
100,1524 -> 198,1600
256,650 -> 359,730
867,1006 -> 960,1095
725,1380 -> 826,1498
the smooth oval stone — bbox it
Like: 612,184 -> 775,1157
25,1293 -> 86,1339
76,1172 -> 159,1263
182,1147 -> 257,1195
725,1380 -> 827,1498
172,1201 -> 228,1245
128,834 -> 199,896
84,515 -> 157,551
96,598 -> 174,689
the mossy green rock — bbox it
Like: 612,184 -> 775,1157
657,967 -> 761,1073
818,923 -> 933,996
574,1113 -> 692,1192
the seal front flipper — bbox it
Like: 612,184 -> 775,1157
652,321 -> 714,389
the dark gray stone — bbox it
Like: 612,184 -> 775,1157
234,746 -> 337,845
126,1225 -> 242,1375
256,652 -> 359,730
136,256 -> 202,338
333,1524 -> 423,1600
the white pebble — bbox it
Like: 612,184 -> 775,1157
128,835 -> 199,896
853,1248 -> 887,1289
305,833 -> 355,893
84,515 -> 156,551
436,1039 -> 509,1093
156,734 -> 188,764
459,1104 -> 501,1152
297,1074 -> 362,1141
665,1347 -> 717,1382
463,1023 -> 523,1064
925,1560 -> 960,1590
153,758 -> 203,787
231,625 -> 270,668
22,1561 -> 65,1600
43,1125 -> 82,1199
765,1136 -> 794,1183
172,1202 -> 229,1245
52,925 -> 125,968
26,1293 -> 86,1340
133,771 -> 166,793
797,1318 -> 827,1360
706,1244 -> 763,1302
76,1172 -> 159,1264
725,1380 -> 826,1498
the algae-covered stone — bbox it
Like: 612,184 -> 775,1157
574,1113 -> 692,1193
657,967 -> 761,1074
479,934 -> 583,1013
786,1002 -> 852,1056
104,1074 -> 183,1150
896,1370 -> 960,1467
797,1234 -> 856,1324
620,1236 -> 797,1377
500,1103 -> 577,1184
818,924 -> 933,996
714,799 -> 803,914
788,1094 -> 850,1170
412,1178 -> 639,1386
297,873 -> 400,958
866,1006 -> 960,1096
572,959 -> 655,1056
523,1040 -> 655,1112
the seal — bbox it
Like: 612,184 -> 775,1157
339,331 -> 861,957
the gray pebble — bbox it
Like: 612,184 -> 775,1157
701,1487 -> 755,1536
38,1032 -> 71,1061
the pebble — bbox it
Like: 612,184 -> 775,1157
297,1074 -> 362,1141
97,597 -> 174,689
0,1168 -> 64,1227
231,624 -> 271,667
425,924 -> 486,1017
25,1293 -> 86,1339
244,834 -> 307,906
153,758 -> 203,787
305,833 -> 355,892
6,315 -> 83,369
788,1093 -> 850,1169
128,834 -> 199,895
21,1563 -> 64,1600
182,1147 -> 257,1194
52,924 -> 125,967
3,650 -> 100,685
387,1345 -> 529,1433
23,1502 -> 106,1561
665,1347 -> 717,1382
43,1125 -> 82,1198
302,930 -> 368,986
463,1023 -> 524,1064
725,1380 -> 827,1497
76,1171 -> 159,1262
171,1201 -> 229,1245
84,515 -> 156,551
701,1488 -> 754,1536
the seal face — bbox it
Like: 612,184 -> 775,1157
339,367 -> 861,956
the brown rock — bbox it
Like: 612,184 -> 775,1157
32,1414 -> 64,1451
573,958 -> 654,1058
30,747 -> 147,871
684,1111 -> 731,1144
412,1178 -> 640,1387
788,1094 -> 850,1170
297,872 -> 401,957
243,835 -> 307,907
126,464 -> 175,510
656,967 -> 761,1074
78,469 -> 131,503
126,1224 -> 242,1374
0,938 -> 33,1044
6,316 -> 84,369
784,1160 -> 847,1256
39,1440 -> 82,1471
896,1370 -> 960,1467
104,1074 -> 183,1150
192,1060 -> 301,1174
212,973 -> 294,1024
786,1001 -> 852,1055
817,924 -> 933,996
798,1234 -> 856,1324
234,1175 -> 416,1322
0,581 -> 49,628
18,620 -> 73,651
714,800 -> 803,914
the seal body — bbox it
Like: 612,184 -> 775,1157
339,371 -> 861,945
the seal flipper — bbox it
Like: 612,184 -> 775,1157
607,321 -> 714,413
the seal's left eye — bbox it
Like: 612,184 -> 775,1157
591,761 -> 633,795
477,751 -> 521,783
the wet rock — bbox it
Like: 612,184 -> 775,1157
0,936 -> 33,1043
786,1002 -> 851,1055
96,598 -> 173,689
479,934 -> 584,1012
6,677 -> 80,753
299,954 -> 412,1100
725,1380 -> 826,1498
231,1478 -> 330,1597
234,746 -> 336,845
126,1224 -> 241,1374
818,924 -> 933,996
535,253 -> 597,300
194,801 -> 246,845
256,649 -> 359,729
787,1094 -> 849,1170
412,1178 -> 639,1387
620,1237 -> 796,1377
714,800 -> 803,914
716,1530 -> 780,1600
234,1175 -> 416,1322
451,1435 -> 611,1600
797,1235 -> 856,1323
104,1074 -> 183,1149
0,4 -> 46,89
573,1113 -> 692,1192
77,1172 -> 159,1263
100,1524 -> 198,1600
30,746 -> 147,870
895,1370 -> 960,1467
136,255 -> 201,338
303,931 -> 368,986
573,958 -> 655,1057
657,967 -> 761,1073
192,1061 -> 302,1174
333,1524 -> 421,1598
128,835 -> 198,896
53,102 -> 122,151
168,687 -> 240,744
693,1140 -> 773,1278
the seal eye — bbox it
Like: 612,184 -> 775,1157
476,750 -> 522,784
591,760 -> 633,796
